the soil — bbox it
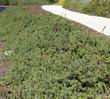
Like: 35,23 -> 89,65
0,85 -> 12,96
0,60 -> 10,76
0,41 -> 11,96
0,41 -> 5,49
0,41 -> 11,76
24,5 -> 48,14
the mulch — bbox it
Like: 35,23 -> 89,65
0,41 -> 7,76
0,41 -> 11,77
0,84 -> 12,96
0,41 -> 12,96
24,5 -> 48,14
0,60 -> 10,76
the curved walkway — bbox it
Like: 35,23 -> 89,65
42,5 -> 110,36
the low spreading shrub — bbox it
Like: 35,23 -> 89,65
0,7 -> 110,98
63,0 -> 86,12
63,0 -> 110,17
0,0 -> 9,5
82,0 -> 110,17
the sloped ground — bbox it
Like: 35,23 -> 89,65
0,5 -> 46,77
0,5 -> 46,97
0,5 -> 110,99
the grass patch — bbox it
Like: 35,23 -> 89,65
0,6 -> 110,98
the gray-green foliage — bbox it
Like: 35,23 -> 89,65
0,7 -> 110,98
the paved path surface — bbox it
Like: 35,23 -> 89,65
42,5 -> 110,36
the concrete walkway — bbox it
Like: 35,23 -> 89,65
42,5 -> 110,36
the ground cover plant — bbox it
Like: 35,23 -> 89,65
63,0 -> 85,12
82,0 -> 110,17
0,0 -> 8,5
0,0 -> 19,5
0,6 -> 110,99
63,0 -> 110,17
